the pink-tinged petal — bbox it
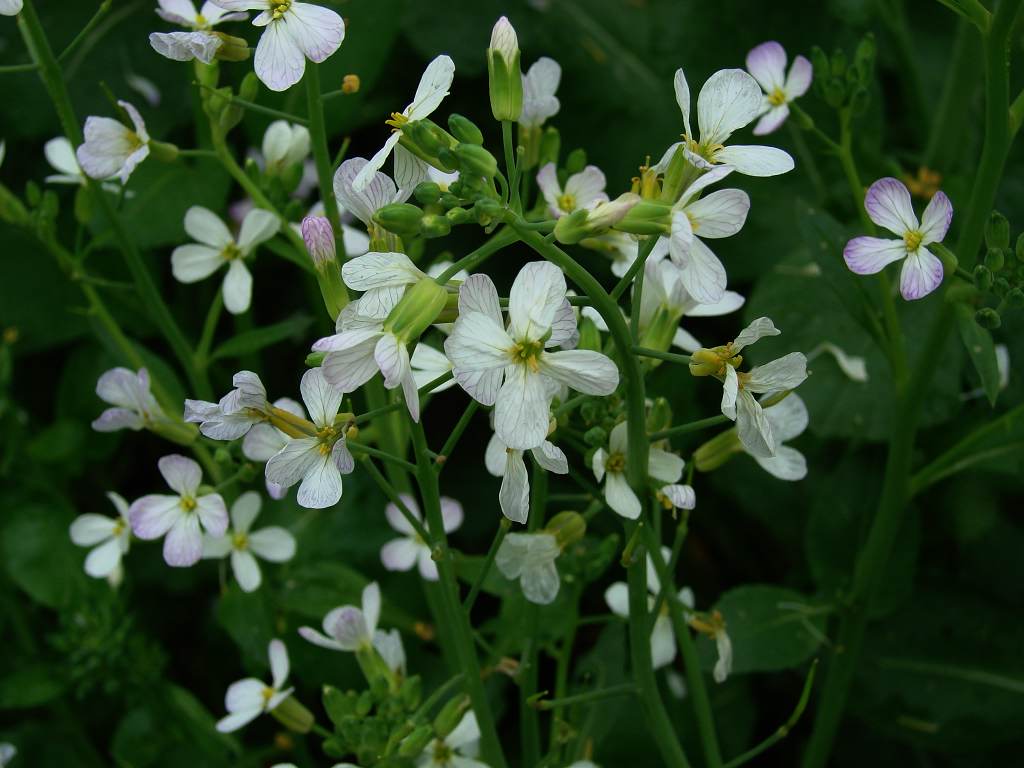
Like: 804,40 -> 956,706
91,407 -> 144,432
843,236 -> 906,275
158,454 -> 202,495
752,104 -> 789,136
129,495 -> 181,539
899,248 -> 945,300
784,55 -> 813,99
385,493 -> 420,534
380,537 -> 419,571
919,190 -> 953,245
864,177 -> 918,236
195,493 -> 228,536
163,514 -> 203,567
745,41 -> 787,93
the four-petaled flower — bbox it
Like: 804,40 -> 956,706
211,1 -> 345,92
380,494 -> 463,581
184,370 -> 269,440
171,205 -> 280,314
485,413 -> 568,524
536,163 -> 608,218
215,639 -> 293,732
445,263 -> 618,450
69,492 -> 133,581
203,491 -> 296,592
745,41 -> 812,135
844,177 -> 952,300
129,454 -> 228,567
592,421 -> 686,520
417,711 -> 488,768
299,581 -> 381,651
77,100 -> 151,184
519,57 -> 561,129
92,367 -> 166,433
495,531 -> 561,604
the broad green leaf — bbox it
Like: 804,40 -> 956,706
215,585 -> 274,668
1,500 -> 85,609
209,313 -> 313,361
0,665 -> 67,709
955,302 -> 1001,407
697,585 -> 825,675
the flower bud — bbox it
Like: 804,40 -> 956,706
689,348 -> 724,377
446,207 -> 472,225
975,307 -> 1001,329
383,279 -> 448,342
342,73 -> 360,94
270,695 -> 315,734
614,199 -> 672,235
693,429 -> 742,472
448,113 -> 484,145
546,510 -> 586,549
554,194 -> 641,244
399,725 -> 435,758
487,16 -> 523,121
399,675 -> 422,711
374,203 -> 424,238
973,264 -> 994,292
454,143 -> 498,178
414,181 -> 442,205
322,685 -> 356,727
577,316 -> 602,352
985,247 -> 1005,272
239,72 -> 260,102
420,213 -> 452,239
306,351 -> 325,367
434,694 -> 471,739
399,119 -> 459,171
1006,287 -> 1024,308
985,210 -> 1010,250
213,31 -> 251,62
302,216 -> 336,269
584,426 -> 607,447
647,397 -> 673,434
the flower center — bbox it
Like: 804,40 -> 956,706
433,742 -> 453,762
557,192 -> 577,212
768,87 -> 787,107
221,242 -> 242,262
112,519 -> 126,536
386,111 -> 409,130
180,496 -> 197,513
271,2 -> 291,20
316,425 -> 338,455
606,452 -> 627,473
686,211 -> 699,232
232,531 -> 249,551
261,685 -> 275,705
903,229 -> 923,252
510,339 -> 544,372
194,13 -> 207,28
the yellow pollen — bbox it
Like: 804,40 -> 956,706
271,2 -> 291,20
606,453 -> 627,473
510,340 -> 543,372
112,519 -> 126,536
232,531 -> 249,550
557,192 -> 577,212
221,243 -> 242,262
736,371 -> 752,390
768,87 -> 787,107
194,13 -> 207,27
433,742 -> 453,762
261,685 -> 275,704
386,111 -> 408,130
903,230 -> 923,252
180,496 -> 197,512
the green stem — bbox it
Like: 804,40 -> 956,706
57,0 -> 112,64
535,683 -> 637,710
925,20 -> 981,167
520,458 -> 547,766
304,63 -> 345,258
348,442 -> 416,473
462,517 -> 511,614
610,237 -> 658,301
649,415 -> 729,442
195,290 -> 223,368
435,399 -> 480,470
548,582 -> 580,755
634,346 -> 691,366
358,458 -> 432,544
502,120 -> 521,212
197,82 -> 308,125
409,419 -> 507,768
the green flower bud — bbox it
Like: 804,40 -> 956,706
414,181 -> 442,205
400,119 -> 459,171
420,213 -> 452,239
439,192 -> 463,209
577,316 -> 602,352
546,510 -> 586,549
824,78 -> 845,108
270,695 -> 315,734
975,307 -> 1001,329
487,17 -> 523,121
637,306 -> 681,357
448,113 -> 484,145
323,685 -> 355,727
994,275 -> 1011,295
399,675 -> 422,711
565,148 -> 587,174
519,124 -> 542,169
539,126 -> 561,167
433,695 -> 471,739
149,140 -> 179,163
849,87 -> 870,116
239,71 -> 259,102
73,185 -> 92,226
985,210 -> 1010,250
454,143 -> 498,178
355,690 -> 374,718
554,193 -> 640,244
1006,287 -> 1024,308
985,247 -> 1005,272
830,48 -> 847,77
693,429 -> 743,472
306,351 -> 325,367
374,203 -> 424,238
659,144 -> 692,203
214,447 -> 232,464
584,426 -> 608,447
474,197 -> 504,219
383,279 -> 448,342
1016,232 -> 1024,262
810,47 -> 829,94
974,264 -> 994,292
647,396 -> 673,434
213,31 -> 251,62
446,206 -> 472,225
614,199 -> 672,235
398,725 -> 435,758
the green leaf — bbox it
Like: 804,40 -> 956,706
209,313 -> 313,361
955,302 -> 1001,406
1,499 -> 85,609
697,585 -> 825,675
0,665 -> 67,709
215,586 -> 274,669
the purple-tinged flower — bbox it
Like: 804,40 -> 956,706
844,177 -> 952,300
745,41 -> 812,135
301,215 -> 336,269
92,367 -> 165,432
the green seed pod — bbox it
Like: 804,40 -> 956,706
566,148 -> 587,174
433,695 -> 471,739
446,207 -> 472,225
448,113 -> 485,145
546,510 -> 586,549
975,307 -> 1001,329
399,674 -> 422,711
985,247 -> 1006,272
355,690 -> 374,718
414,181 -> 442,206
985,210 -> 1010,250
239,71 -> 259,102
398,725 -> 435,758
374,203 -> 424,238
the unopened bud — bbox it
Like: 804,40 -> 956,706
1006,287 -> 1024,308
647,397 -> 673,434
322,685 -> 355,726
414,181 -> 442,205
341,73 -> 360,94
449,113 -> 484,145
454,143 -> 498,178
975,307 -> 1001,329
149,140 -> 179,163
693,429 -> 742,472
420,213 -> 452,238
583,426 -> 607,447
302,216 -> 336,268
306,351 -> 325,367
689,348 -> 723,377
487,16 -> 523,121
270,695 -> 315,734
433,695 -> 471,739
399,675 -> 422,711
554,193 -> 641,244
985,247 -> 1005,272
213,32 -> 250,62
374,203 -> 424,238
546,510 -> 586,549
239,72 -> 260,102
614,199 -> 672,235
974,264 -> 994,292
383,279 -> 448,342
399,725 -> 435,758
985,210 -> 1010,250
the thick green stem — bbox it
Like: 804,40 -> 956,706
304,63 -> 346,260
409,419 -> 507,768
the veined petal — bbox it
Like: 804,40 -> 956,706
164,513 -> 203,566
746,352 -> 808,393
899,247 -> 945,300
499,448 -> 530,524
232,549 -> 262,592
531,440 -> 568,474
393,144 -> 429,191
445,313 -> 514,401
374,333 -> 409,389
745,41 -> 786,93
458,273 -> 504,325
540,349 -> 619,395
661,483 -> 696,510
321,338 -> 382,393
296,453 -> 342,509
128,495 -> 181,539
494,365 -> 551,450
300,367 -> 343,427
864,177 -> 918,236
732,316 -> 779,352
843,236 -> 907,275
334,157 -> 399,226
677,234 -> 728,305
714,144 -> 793,176
342,251 -> 424,291
648,448 -> 685,484
761,392 -> 808,442
521,559 -> 560,605
384,493 -> 421,534
752,105 -> 790,136
195,493 -> 229,537
547,298 -> 580,350
249,526 -> 297,562
509,261 -> 567,342
352,133 -> 400,192
159,454 -> 202,495
254,17 -> 305,92
407,54 -> 455,120
265,437 -> 320,488
685,289 -> 745,317
736,390 -> 774,458
673,68 -> 692,138
484,433 -> 508,477
605,472 -> 641,519
685,189 -> 749,238
286,1 -> 345,63
721,364 -> 739,419
755,445 -> 807,480
919,191 -> 953,245
697,69 -> 763,146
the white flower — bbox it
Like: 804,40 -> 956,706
69,492 -> 132,580
334,157 -> 418,235
76,101 -> 151,184
184,370 -> 269,440
519,57 -> 561,129
242,396 -> 305,498
265,368 -> 354,509
262,120 -> 311,174
604,549 -> 693,669
44,137 -> 107,187
445,263 -> 619,450
843,177 -> 952,300
203,491 -> 296,591
374,627 -> 407,677
670,67 -> 794,177
339,250 -> 427,319
211,1 -> 345,92
536,163 -> 608,218
0,0 -> 22,16
156,0 -> 246,28
666,164 -> 749,304
748,393 -> 808,481
715,317 -> 808,458
484,420 -> 567,524
417,711 -> 488,768
592,422 -> 685,519
380,493 -> 462,581
149,30 -> 223,63
299,581 -> 381,651
0,743 -> 15,767
128,454 -> 228,567
638,257 -> 745,352
745,41 -> 813,135
171,205 -> 279,314
92,367 -> 166,432
427,165 -> 459,191
411,343 -> 456,392
215,639 -> 293,732
495,532 -> 561,604
353,55 -> 455,191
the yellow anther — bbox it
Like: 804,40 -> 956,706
341,74 -> 360,94
180,496 -> 197,512
903,230 -> 923,252
386,111 -> 408,129
557,192 -> 577,213
232,531 -> 249,550
606,453 -> 627,473
768,87 -> 787,107
271,2 -> 291,20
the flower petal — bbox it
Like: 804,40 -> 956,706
499,448 -> 530,524
171,244 -> 224,283
184,205 -> 233,248
128,494 -> 181,539
745,41 -> 786,93
265,437 -> 320,488
342,251 -> 424,291
380,537 -> 419,571
84,538 -> 123,578
296,453 -> 342,509
755,445 -> 807,480
195,493 -> 229,536
685,188 -> 749,238
164,513 -> 203,567
248,526 -> 296,562
674,68 -> 692,138
605,472 -> 641,519
287,1 -> 345,63
232,549 -> 262,592
509,261 -> 567,342
697,69 -> 763,146
746,352 -> 808,393
864,177 -> 918,236
407,54 -> 455,120
230,490 -> 262,533
648,448 -> 685,484
70,514 -> 117,546
300,367 -> 343,427
784,55 -> 813,98
237,208 -> 279,252
736,390 -> 774,458
222,260 -> 253,314
714,144 -> 794,176
899,247 -> 945,300
761,392 -> 808,442
254,16 -> 305,92
494,365 -> 551,450
158,454 -> 201,495
843,236 -> 907,275
334,157 -> 399,226
752,105 -> 790,136
604,582 -> 629,617
540,349 -> 619,395
919,191 -> 953,245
